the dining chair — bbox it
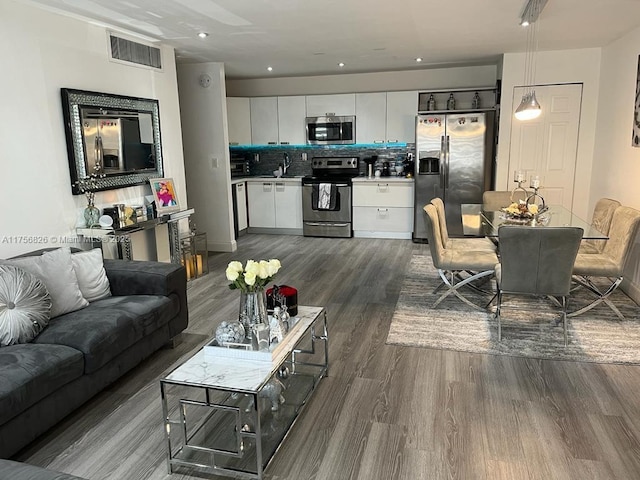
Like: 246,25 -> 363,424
578,197 -> 621,254
430,197 -> 496,252
495,225 -> 583,346
482,190 -> 531,211
570,205 -> 640,319
423,204 -> 499,309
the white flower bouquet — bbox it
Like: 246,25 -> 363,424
226,259 -> 281,292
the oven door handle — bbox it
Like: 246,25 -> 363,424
305,222 -> 350,227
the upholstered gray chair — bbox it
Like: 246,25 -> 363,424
578,197 -> 621,254
423,204 -> 499,309
571,205 -> 640,319
496,225 -> 583,346
430,197 -> 496,252
482,190 -> 532,211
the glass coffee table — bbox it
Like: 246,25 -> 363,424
160,306 -> 328,479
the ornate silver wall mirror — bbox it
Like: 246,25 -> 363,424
61,88 -> 164,194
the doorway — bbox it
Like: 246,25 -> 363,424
508,83 -> 583,210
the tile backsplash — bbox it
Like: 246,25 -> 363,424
230,144 -> 415,177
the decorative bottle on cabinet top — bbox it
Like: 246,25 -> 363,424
427,94 -> 436,111
472,91 -> 481,109
447,93 -> 456,110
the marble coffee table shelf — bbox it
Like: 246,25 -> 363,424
160,306 -> 328,480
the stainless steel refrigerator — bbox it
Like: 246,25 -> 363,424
413,111 -> 495,240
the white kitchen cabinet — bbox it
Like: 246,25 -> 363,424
247,179 -> 302,232
247,181 -> 276,227
305,94 -> 355,117
226,97 -> 251,145
352,180 -> 414,239
355,92 -> 387,144
250,97 -> 279,145
386,91 -> 418,143
274,182 -> 303,229
277,96 -> 306,145
234,181 -> 248,233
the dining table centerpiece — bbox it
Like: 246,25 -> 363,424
226,259 -> 282,346
501,200 -> 549,225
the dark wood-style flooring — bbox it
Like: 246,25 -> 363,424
16,234 -> 640,479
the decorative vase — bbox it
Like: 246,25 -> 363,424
238,289 -> 268,344
215,320 -> 245,346
84,205 -> 100,227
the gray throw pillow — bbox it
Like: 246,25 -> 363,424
0,265 -> 52,346
71,248 -> 112,302
1,247 -> 89,318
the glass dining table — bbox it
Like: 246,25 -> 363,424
461,204 -> 608,239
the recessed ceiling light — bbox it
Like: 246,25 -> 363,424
267,66 -> 273,72
338,62 -> 345,67
416,57 -> 423,62
198,32 -> 209,38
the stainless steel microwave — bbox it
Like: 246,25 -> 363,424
305,115 -> 356,145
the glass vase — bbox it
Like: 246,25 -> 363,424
238,289 -> 268,345
84,205 -> 100,227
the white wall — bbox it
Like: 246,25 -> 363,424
0,1 -> 187,258
496,48 -> 602,220
177,63 -> 236,252
226,64 -> 499,97
590,25 -> 640,297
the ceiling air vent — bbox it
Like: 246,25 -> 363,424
109,34 -> 162,70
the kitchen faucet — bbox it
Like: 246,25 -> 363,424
283,153 -> 291,175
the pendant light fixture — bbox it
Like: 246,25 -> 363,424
514,0 -> 546,121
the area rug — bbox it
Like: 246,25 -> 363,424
386,255 -> 640,364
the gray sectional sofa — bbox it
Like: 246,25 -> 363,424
0,256 -> 188,462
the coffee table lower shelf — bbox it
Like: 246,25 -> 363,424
160,306 -> 328,479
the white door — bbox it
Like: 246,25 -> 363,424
226,97 -> 251,145
509,84 -> 582,209
386,91 -> 418,143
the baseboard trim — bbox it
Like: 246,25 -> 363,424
207,239 -> 237,252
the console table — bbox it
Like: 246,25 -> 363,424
76,208 -> 194,264
160,306 -> 328,479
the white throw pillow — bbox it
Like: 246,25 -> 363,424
71,248 -> 111,302
1,247 -> 89,318
0,265 -> 52,346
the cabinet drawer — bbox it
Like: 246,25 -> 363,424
353,206 -> 413,232
353,183 -> 414,207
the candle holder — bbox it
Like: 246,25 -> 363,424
526,177 -> 546,211
180,231 -> 209,281
511,170 -> 528,202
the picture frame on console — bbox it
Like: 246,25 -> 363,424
149,177 -> 180,214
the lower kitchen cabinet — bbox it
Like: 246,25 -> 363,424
247,179 -> 303,233
352,180 -> 414,239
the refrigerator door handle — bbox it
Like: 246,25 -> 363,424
439,136 -> 446,189
445,135 -> 451,188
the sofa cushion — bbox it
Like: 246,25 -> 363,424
33,295 -> 178,374
0,459 -> 87,479
1,248 -> 89,318
0,343 -> 84,426
0,266 -> 52,346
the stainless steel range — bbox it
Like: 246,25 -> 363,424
302,156 -> 360,238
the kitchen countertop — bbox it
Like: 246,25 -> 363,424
352,176 -> 414,183
231,176 -> 303,185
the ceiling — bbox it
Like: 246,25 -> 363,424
25,0 -> 640,79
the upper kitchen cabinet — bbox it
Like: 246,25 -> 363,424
227,97 -> 251,145
306,94 -> 356,117
355,92 -> 387,144
250,97 -> 279,145
277,96 -> 306,145
386,91 -> 418,144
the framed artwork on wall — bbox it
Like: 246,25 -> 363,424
149,178 -> 180,214
634,55 -> 640,147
